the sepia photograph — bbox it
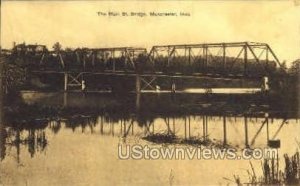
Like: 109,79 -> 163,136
0,0 -> 299,185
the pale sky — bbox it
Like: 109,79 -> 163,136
1,1 -> 300,65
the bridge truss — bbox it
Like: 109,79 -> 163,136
148,42 -> 282,77
5,42 -> 284,92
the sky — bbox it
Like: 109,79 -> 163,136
1,1 -> 300,65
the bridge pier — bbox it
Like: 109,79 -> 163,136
63,92 -> 68,107
135,74 -> 141,110
136,74 -> 141,94
64,73 -> 68,91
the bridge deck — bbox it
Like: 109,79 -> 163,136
31,70 -> 262,80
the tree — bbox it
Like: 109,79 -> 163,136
289,59 -> 300,76
52,42 -> 62,53
1,57 -> 26,93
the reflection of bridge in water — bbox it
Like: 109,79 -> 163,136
1,106 -> 298,163
7,42 -> 284,92
59,114 -> 287,148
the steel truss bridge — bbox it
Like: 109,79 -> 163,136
6,42 -> 283,92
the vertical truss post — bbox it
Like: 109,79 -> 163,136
123,50 -> 128,68
83,54 -> 86,71
112,50 -> 116,72
135,72 -> 141,112
167,46 -> 171,67
223,44 -> 226,73
58,52 -> 65,69
152,48 -> 156,67
266,46 -> 269,67
134,54 -> 144,106
132,50 -> 135,69
204,45 -> 208,69
39,53 -> 45,66
188,47 -> 191,66
244,45 -> 248,77
76,51 -> 80,65
266,44 -> 281,68
92,52 -> 95,67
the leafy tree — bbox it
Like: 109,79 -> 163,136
52,42 -> 62,53
288,59 -> 300,76
1,57 -> 26,93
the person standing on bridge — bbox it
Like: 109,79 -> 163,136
156,85 -> 160,92
171,82 -> 176,93
261,76 -> 270,93
82,80 -> 86,96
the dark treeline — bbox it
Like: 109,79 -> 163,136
3,43 -> 147,72
150,55 -> 278,76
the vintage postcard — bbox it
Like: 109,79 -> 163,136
0,1 -> 299,185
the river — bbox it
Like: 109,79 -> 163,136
0,92 -> 299,185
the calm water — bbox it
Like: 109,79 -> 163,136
0,92 -> 299,185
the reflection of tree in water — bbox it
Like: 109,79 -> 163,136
64,115 -> 98,133
136,111 -> 155,128
0,125 -> 7,161
26,129 -> 47,157
62,110 -> 142,133
49,120 -> 61,134
1,120 -> 48,163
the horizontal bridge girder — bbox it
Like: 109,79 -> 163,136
32,70 -> 263,80
47,47 -> 147,54
151,42 -> 269,49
